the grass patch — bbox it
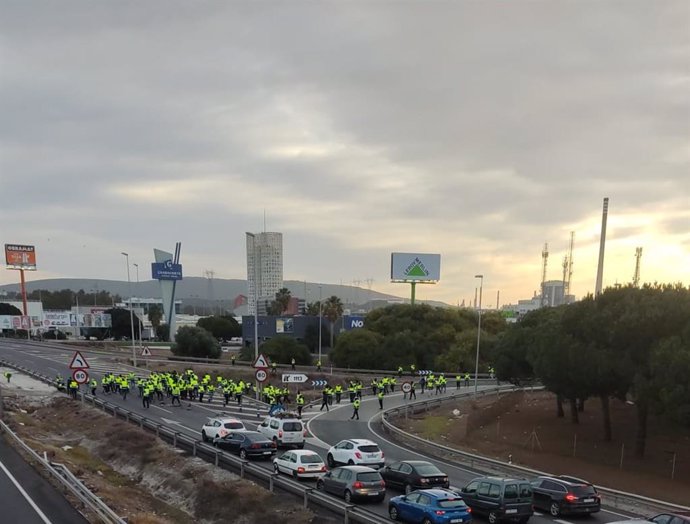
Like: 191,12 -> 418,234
419,416 -> 451,440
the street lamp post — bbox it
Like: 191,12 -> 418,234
318,285 -> 323,366
121,252 -> 137,367
474,274 -> 483,396
133,263 -> 143,345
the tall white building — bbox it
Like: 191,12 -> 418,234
246,232 -> 283,315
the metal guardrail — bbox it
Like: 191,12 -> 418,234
0,358 -> 388,524
0,418 -> 125,524
380,389 -> 690,517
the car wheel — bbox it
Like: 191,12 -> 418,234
489,511 -> 499,524
422,518 -> 433,524
201,431 -> 207,442
550,502 -> 560,517
327,454 -> 335,467
297,443 -> 305,449
239,449 -> 247,460
519,517 -> 530,524
344,490 -> 352,503
273,463 -> 279,474
316,480 -> 325,491
389,505 -> 399,521
347,459 -> 355,465
292,470 -> 299,479
273,437 -> 279,448
404,483 -> 413,495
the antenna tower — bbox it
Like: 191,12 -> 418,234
633,247 -> 643,287
566,231 -> 574,297
541,242 -> 549,307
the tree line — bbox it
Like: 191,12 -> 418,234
3,288 -> 121,310
493,284 -> 690,458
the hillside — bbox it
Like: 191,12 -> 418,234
0,277 -> 450,308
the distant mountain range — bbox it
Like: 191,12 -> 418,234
0,277 -> 451,309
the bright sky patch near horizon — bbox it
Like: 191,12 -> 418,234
1,1 -> 688,306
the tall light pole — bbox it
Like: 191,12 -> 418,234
121,252 -> 137,367
318,285 -> 323,365
474,274 -> 483,396
133,263 -> 143,345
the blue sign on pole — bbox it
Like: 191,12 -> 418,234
344,316 -> 365,330
151,260 -> 183,281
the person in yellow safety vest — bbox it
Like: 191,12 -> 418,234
271,361 -> 277,375
69,379 -> 79,399
334,384 -> 343,404
296,391 -> 305,418
316,359 -> 322,372
291,357 -> 296,371
351,398 -> 361,420
348,383 -> 356,403
410,363 -> 416,376
355,382 -> 363,399
464,372 -> 471,387
377,389 -> 385,409
371,378 -> 378,396
4,371 -> 12,383
397,366 -> 403,377
90,378 -> 98,396
456,374 -> 462,390
231,354 -> 236,365
120,377 -> 130,400
390,377 -> 397,392
143,382 -> 153,409
171,383 -> 181,406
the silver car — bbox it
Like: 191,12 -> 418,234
316,465 -> 386,503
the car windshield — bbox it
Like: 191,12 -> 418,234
283,422 -> 303,431
224,422 -> 244,429
356,472 -> 382,482
358,445 -> 380,453
438,499 -> 467,509
415,464 -> 444,475
571,485 -> 596,496
300,454 -> 322,464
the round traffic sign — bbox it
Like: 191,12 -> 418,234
255,368 -> 268,383
401,382 -> 412,393
72,369 -> 89,384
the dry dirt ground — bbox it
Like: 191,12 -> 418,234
1,391 -> 319,524
397,390 -> 689,505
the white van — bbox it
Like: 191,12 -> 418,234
257,413 -> 306,449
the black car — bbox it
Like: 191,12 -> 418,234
214,430 -> 276,460
380,460 -> 450,494
460,476 -> 533,524
530,475 -> 600,517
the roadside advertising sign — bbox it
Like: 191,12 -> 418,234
5,244 -> 37,270
390,252 -> 441,282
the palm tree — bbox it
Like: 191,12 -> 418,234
322,295 -> 343,348
306,301 -> 321,316
274,287 -> 292,314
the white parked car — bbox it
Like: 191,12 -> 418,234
273,450 -> 327,479
257,413 -> 306,448
201,416 -> 246,442
326,439 -> 385,469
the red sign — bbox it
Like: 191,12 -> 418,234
72,369 -> 89,384
255,369 -> 268,383
5,244 -> 37,270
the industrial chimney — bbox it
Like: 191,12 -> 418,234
594,197 -> 609,295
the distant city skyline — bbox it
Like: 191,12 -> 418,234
1,2 -> 687,305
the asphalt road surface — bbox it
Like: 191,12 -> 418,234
0,434 -> 89,524
0,338 -> 641,524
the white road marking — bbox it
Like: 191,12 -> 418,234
151,405 -> 172,414
601,509 -> 636,519
533,512 -> 543,516
0,458 -> 54,524
555,519 -> 573,524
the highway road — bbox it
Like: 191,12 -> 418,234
0,338 -> 641,524
0,434 -> 89,524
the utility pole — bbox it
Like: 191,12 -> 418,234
633,247 -> 643,287
541,243 -> 549,307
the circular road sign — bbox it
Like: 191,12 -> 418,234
72,369 -> 89,384
255,368 -> 268,383
401,382 -> 412,393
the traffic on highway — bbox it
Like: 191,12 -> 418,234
0,338 -> 670,524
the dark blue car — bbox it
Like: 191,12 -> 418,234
389,488 -> 472,524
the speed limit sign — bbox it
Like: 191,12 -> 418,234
401,382 -> 412,393
255,368 -> 268,383
72,369 -> 89,384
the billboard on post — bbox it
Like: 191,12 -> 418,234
391,253 -> 441,282
5,244 -> 37,270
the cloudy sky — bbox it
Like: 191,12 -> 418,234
1,1 -> 688,306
